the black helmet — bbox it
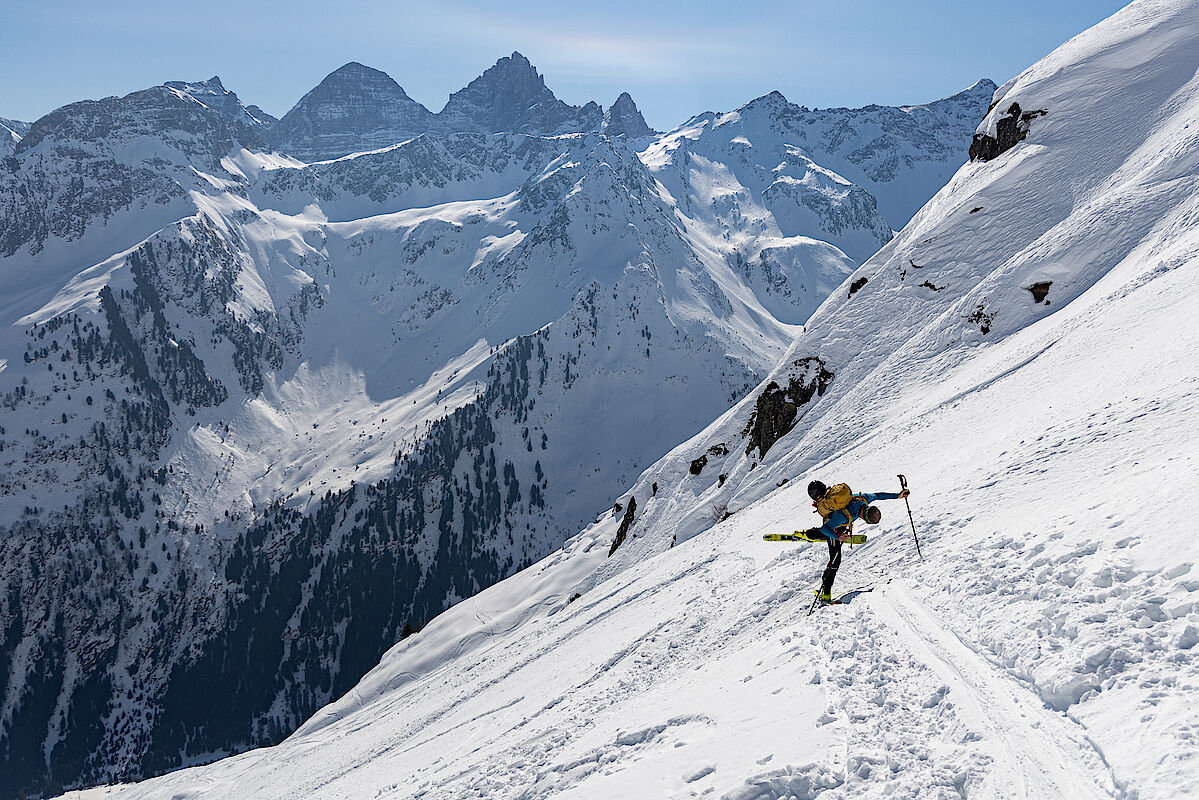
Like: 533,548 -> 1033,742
807,480 -> 827,501
862,505 -> 881,524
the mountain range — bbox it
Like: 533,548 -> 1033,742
0,50 -> 992,799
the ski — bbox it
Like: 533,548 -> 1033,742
763,532 -> 866,545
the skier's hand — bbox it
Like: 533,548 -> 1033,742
899,488 -> 910,499
836,531 -> 852,542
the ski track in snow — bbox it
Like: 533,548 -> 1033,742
867,581 -> 1116,799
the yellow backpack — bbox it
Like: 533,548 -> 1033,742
814,483 -> 855,521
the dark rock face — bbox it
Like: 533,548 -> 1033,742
689,455 -> 708,475
745,382 -> 797,458
267,62 -> 435,161
1027,281 -> 1053,303
969,102 -> 1047,162
744,357 -> 834,458
849,276 -> 868,297
438,52 -> 601,136
602,92 -> 653,138
608,496 -> 638,556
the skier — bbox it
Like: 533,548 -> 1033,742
798,480 -> 909,604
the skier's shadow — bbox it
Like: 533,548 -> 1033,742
837,586 -> 875,604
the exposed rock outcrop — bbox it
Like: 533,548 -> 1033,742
1027,281 -> 1053,303
969,102 -> 1047,162
608,496 -> 637,555
744,357 -> 834,458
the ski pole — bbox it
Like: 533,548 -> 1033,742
897,474 -> 923,560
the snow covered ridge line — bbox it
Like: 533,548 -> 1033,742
640,77 -> 998,232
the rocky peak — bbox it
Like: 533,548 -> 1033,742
163,75 -> 274,127
267,61 -> 434,162
903,78 -> 997,119
602,92 -> 653,138
14,84 -> 247,161
738,90 -> 792,115
438,52 -> 602,135
1,116 -> 29,157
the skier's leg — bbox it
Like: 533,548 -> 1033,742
820,538 -> 843,597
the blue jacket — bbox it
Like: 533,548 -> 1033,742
812,491 -> 900,542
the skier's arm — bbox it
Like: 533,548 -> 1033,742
807,511 -> 849,542
862,490 -> 905,502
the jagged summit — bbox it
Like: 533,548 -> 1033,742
902,77 -> 997,112
602,91 -> 653,138
732,89 -> 793,117
438,51 -> 602,135
266,61 -> 434,161
163,75 -> 275,127
0,116 -> 28,157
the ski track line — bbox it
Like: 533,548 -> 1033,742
868,581 -> 1118,800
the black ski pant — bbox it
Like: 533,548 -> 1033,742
820,537 -> 843,597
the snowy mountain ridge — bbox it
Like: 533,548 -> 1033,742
642,78 -> 997,233
61,2 -> 1199,798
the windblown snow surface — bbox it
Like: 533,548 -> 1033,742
66,1 -> 1199,798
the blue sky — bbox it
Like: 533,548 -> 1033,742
1,0 -> 1129,129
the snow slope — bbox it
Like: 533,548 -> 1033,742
66,1 -> 1199,797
